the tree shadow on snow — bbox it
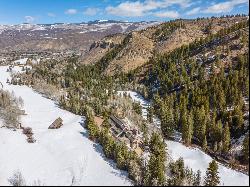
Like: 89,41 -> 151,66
79,130 -> 131,184
92,143 -> 131,182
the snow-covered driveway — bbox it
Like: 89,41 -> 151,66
0,66 -> 131,186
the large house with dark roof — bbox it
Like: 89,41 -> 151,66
108,115 -> 143,153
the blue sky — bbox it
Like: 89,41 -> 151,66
0,0 -> 249,24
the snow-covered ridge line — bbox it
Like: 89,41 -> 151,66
0,21 -> 161,33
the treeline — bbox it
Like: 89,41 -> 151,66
196,14 -> 248,20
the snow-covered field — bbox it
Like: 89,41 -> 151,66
0,66 -> 131,186
119,91 -> 249,186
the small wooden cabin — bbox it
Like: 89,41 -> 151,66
49,117 -> 63,129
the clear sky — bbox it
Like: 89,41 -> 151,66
0,0 -> 249,24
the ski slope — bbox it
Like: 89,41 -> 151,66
0,66 -> 131,186
119,91 -> 249,186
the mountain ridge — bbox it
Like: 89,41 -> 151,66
81,15 -> 248,75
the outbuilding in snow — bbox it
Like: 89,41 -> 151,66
49,117 -> 63,129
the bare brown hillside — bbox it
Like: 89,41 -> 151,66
81,16 -> 248,75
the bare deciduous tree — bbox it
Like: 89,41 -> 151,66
8,171 -> 26,186
0,89 -> 23,128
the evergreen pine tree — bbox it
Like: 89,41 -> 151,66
161,105 -> 175,138
194,106 -> 207,143
116,143 -> 129,170
193,170 -> 201,186
182,111 -> 194,145
232,105 -> 244,136
202,136 -> 208,151
242,135 -> 249,164
86,113 -> 99,140
145,133 -> 166,186
213,141 -> 218,152
222,123 -> 231,154
204,160 -> 220,186
168,158 -> 185,186
128,159 -> 142,185
147,106 -> 154,123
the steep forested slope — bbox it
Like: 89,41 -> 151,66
82,15 -> 248,75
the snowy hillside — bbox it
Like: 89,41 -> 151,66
119,91 -> 249,186
0,66 -> 131,186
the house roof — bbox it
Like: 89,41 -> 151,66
51,117 -> 63,127
109,115 -> 127,130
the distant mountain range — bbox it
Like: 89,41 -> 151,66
0,20 -> 160,53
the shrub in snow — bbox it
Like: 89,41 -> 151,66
0,89 -> 23,128
32,180 -> 44,186
8,171 -> 26,186
23,127 -> 33,136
